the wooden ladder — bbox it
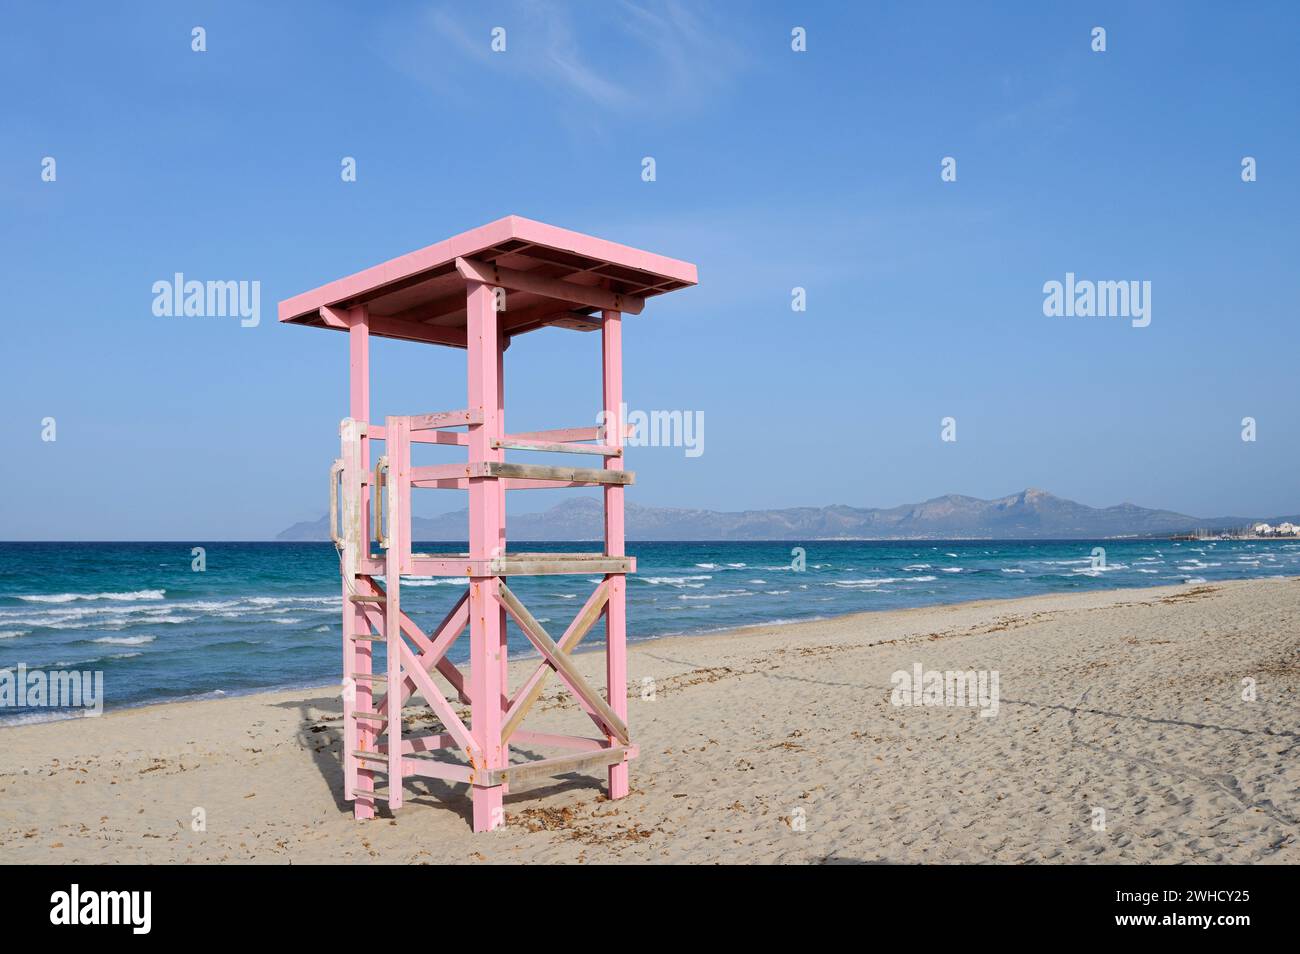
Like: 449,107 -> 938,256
335,415 -> 407,817
344,576 -> 400,814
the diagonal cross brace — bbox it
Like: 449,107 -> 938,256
359,583 -> 471,714
358,605 -> 470,738
495,581 -> 629,745
396,638 -> 481,765
501,580 -> 610,743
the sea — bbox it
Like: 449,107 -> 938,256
1,538 -> 1296,722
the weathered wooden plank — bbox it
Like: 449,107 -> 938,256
487,747 -> 628,787
409,461 -> 633,486
373,456 -> 389,546
491,437 -> 621,457
543,312 -> 604,332
485,461 -> 633,484
489,557 -> 633,576
400,554 -> 635,576
408,550 -> 621,561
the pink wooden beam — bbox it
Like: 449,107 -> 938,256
368,425 -> 468,447
407,477 -> 615,491
384,414 -> 409,809
499,304 -> 594,337
346,307 -> 375,819
496,334 -> 509,739
368,316 -> 467,348
348,308 -> 372,546
409,409 -> 483,430
466,278 -> 507,833
602,308 -> 630,800
510,731 -> 613,753
379,732 -> 458,754
321,304 -> 350,329
456,257 -> 646,315
396,638 -> 479,762
321,305 -> 469,347
507,426 -> 604,443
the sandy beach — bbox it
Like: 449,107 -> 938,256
1,577 -> 1296,864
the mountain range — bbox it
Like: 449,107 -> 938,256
276,488 -> 1295,541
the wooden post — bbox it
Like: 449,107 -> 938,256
467,280 -> 506,832
349,306 -> 370,544
496,334 -> 510,773
347,309 -> 375,819
602,309 -> 629,800
384,415 -> 408,809
340,418 -> 366,814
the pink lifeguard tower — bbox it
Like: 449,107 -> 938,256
280,216 -> 697,831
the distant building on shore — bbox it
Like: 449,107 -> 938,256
1175,522 -> 1300,540
1247,522 -> 1299,537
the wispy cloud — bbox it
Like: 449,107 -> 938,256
377,0 -> 747,117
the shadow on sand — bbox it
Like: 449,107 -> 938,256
272,694 -> 607,828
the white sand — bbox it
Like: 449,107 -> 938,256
1,577 -> 1296,864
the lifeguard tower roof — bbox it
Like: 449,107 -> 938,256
278,215 -> 698,345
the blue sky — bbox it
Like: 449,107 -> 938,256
2,1 -> 1297,539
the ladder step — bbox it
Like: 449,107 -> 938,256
353,750 -> 389,765
349,632 -> 384,641
350,787 -> 390,801
349,595 -> 385,604
351,710 -> 386,721
351,673 -> 388,683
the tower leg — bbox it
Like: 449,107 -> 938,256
467,279 -> 505,832
470,578 -> 505,831
601,309 -> 629,800
606,574 -> 629,799
346,314 -> 375,820
496,334 -> 510,783
384,415 -> 407,811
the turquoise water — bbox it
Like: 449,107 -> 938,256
1,539 -> 1296,721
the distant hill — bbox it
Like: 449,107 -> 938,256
276,488 -> 1290,541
